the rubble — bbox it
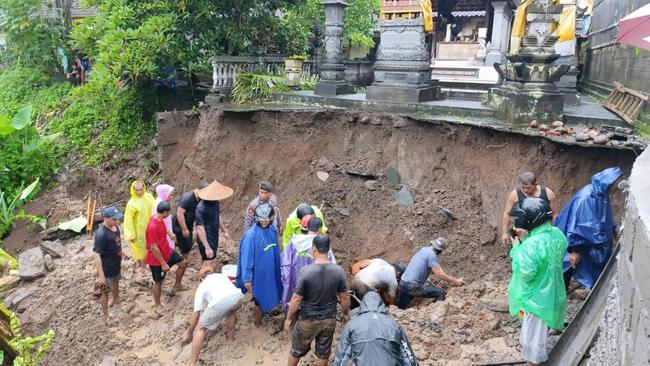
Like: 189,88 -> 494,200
18,247 -> 46,280
40,240 -> 66,258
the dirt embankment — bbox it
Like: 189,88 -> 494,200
4,106 -> 636,365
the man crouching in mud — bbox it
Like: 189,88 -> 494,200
182,266 -> 247,366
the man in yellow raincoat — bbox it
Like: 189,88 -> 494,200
281,203 -> 328,250
124,180 -> 155,273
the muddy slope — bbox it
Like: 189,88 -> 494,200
159,107 -> 634,281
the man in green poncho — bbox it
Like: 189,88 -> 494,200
508,197 -> 567,366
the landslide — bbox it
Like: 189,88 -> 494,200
4,106 -> 636,365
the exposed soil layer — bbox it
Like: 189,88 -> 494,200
4,106 -> 636,365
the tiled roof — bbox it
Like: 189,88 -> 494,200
71,0 -> 97,18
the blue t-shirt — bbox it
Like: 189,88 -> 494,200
401,247 -> 440,284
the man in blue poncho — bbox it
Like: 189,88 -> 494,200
236,202 -> 283,326
555,167 -> 624,290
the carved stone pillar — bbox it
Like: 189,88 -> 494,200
366,18 -> 440,103
314,0 -> 354,96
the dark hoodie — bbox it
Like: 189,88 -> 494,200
333,292 -> 418,366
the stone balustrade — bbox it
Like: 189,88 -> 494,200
210,56 -> 316,89
210,55 -> 374,89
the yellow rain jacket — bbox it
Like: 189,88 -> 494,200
124,181 -> 155,260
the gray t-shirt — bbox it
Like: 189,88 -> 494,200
400,247 -> 440,284
295,262 -> 347,320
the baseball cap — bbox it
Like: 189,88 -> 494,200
102,206 -> 123,220
430,237 -> 448,251
259,181 -> 273,192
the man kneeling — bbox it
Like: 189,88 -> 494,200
183,266 -> 245,366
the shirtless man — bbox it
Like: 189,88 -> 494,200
501,172 -> 558,246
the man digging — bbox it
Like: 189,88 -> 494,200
183,266 -> 246,366
93,206 -> 124,323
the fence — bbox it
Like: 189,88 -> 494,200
211,55 -> 375,90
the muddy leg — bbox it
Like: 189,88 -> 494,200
153,281 -> 163,307
189,325 -> 207,366
225,311 -> 237,340
110,281 -> 120,306
173,259 -> 188,290
287,355 -> 300,366
100,292 -> 109,322
254,305 -> 263,327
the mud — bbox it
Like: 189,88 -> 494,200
3,106 -> 637,365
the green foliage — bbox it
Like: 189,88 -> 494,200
0,0 -> 65,73
0,103 -> 60,199
344,0 -> 381,49
299,74 -> 320,91
8,309 -> 55,365
50,82 -> 160,164
275,0 -> 323,55
231,72 -> 291,103
0,68 -> 70,117
0,179 -> 44,238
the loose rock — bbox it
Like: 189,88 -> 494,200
364,180 -> 377,191
574,132 -> 591,142
593,134 -> 610,145
539,124 -> 549,131
316,171 -> 329,182
529,120 -> 539,128
5,285 -> 38,310
554,127 -> 567,134
551,121 -> 564,128
18,247 -> 46,280
41,240 -> 66,258
337,208 -> 350,217
44,254 -> 55,271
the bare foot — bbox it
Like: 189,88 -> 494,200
172,285 -> 190,292
110,299 -> 122,307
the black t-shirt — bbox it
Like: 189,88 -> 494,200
172,191 -> 200,232
295,262 -> 348,320
93,224 -> 122,278
195,200 -> 220,247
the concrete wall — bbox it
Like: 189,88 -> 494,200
582,0 -> 650,120
590,148 -> 650,365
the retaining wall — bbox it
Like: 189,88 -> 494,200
590,148 -> 650,365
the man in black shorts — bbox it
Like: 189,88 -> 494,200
146,201 -> 188,308
172,183 -> 208,258
93,206 -> 124,322
195,180 -> 233,270
284,234 -> 350,366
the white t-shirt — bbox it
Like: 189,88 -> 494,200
355,259 -> 398,297
193,273 -> 243,312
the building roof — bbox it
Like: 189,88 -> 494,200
71,0 -> 97,18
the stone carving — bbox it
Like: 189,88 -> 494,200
487,1 -> 569,124
315,0 -> 354,96
366,18 -> 440,103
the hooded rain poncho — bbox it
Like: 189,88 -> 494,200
124,181 -> 155,260
508,221 -> 567,330
280,234 -> 336,310
281,205 -> 328,249
152,184 -> 175,250
333,291 -> 418,366
235,223 -> 282,313
555,167 -> 622,289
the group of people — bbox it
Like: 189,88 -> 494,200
92,165 -> 625,366
501,167 -> 624,366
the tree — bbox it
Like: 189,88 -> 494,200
0,0 -> 65,72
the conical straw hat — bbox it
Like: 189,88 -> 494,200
198,180 -> 234,201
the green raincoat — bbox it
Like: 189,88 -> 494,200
281,205 -> 327,250
508,221 -> 567,330
124,181 -> 155,260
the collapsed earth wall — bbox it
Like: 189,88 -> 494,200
156,107 -> 635,278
